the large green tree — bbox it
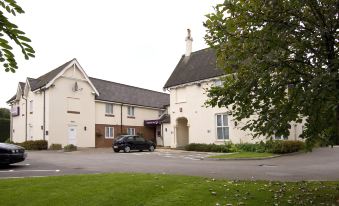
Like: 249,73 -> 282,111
0,0 -> 34,72
204,0 -> 339,146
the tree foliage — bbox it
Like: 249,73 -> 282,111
0,107 -> 10,119
0,0 -> 35,72
204,0 -> 339,146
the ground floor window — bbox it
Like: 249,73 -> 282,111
274,135 -> 288,140
105,127 -> 114,139
127,128 -> 135,135
216,114 -> 229,140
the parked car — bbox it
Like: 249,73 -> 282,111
112,135 -> 156,153
0,143 -> 27,165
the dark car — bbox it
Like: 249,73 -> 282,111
0,143 -> 27,165
112,135 -> 156,153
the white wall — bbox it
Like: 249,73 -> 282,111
164,80 -> 303,148
48,65 -> 96,147
95,102 -> 162,126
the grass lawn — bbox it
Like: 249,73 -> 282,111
0,173 -> 338,206
209,152 -> 277,159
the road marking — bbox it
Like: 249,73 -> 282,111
0,169 -> 60,173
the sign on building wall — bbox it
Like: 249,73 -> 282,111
11,106 -> 20,116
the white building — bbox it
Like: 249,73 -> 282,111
161,30 -> 303,148
7,59 -> 169,147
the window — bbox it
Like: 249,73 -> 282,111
274,135 -> 288,140
127,128 -> 135,135
128,106 -> 135,116
105,104 -> 113,114
135,136 -> 145,142
176,87 -> 186,103
29,100 -> 33,113
216,114 -> 229,140
105,127 -> 114,139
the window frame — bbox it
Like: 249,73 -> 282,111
29,100 -> 33,113
127,106 -> 135,116
105,126 -> 114,139
215,113 -> 229,141
127,128 -> 135,135
105,103 -> 114,115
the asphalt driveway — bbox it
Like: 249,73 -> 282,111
0,147 -> 338,181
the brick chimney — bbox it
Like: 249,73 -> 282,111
185,29 -> 193,56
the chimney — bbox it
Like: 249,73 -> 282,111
185,29 -> 193,57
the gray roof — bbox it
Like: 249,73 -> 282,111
28,59 -> 74,91
164,48 -> 224,88
90,77 -> 169,109
8,59 -> 169,108
7,82 -> 25,103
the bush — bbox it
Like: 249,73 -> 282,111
49,144 -> 62,150
18,140 -> 48,150
5,138 -> 14,144
184,143 -> 235,153
184,140 -> 305,154
63,144 -> 77,152
236,141 -> 266,153
0,118 -> 10,142
265,140 -> 305,154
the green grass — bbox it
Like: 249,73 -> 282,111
209,152 -> 277,159
0,173 -> 338,206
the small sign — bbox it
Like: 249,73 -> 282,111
144,120 -> 161,126
11,106 -> 20,116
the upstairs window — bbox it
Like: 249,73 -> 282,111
29,100 -> 33,113
105,104 -> 113,114
216,114 -> 229,140
128,106 -> 135,116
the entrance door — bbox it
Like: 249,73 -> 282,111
68,126 -> 77,145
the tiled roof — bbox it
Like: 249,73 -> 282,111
164,48 -> 224,88
29,59 -> 74,91
90,77 -> 169,109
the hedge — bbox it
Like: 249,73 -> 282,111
63,144 -> 77,152
49,144 -> 62,150
184,143 -> 235,153
17,140 -> 48,150
184,140 -> 305,154
0,118 -> 10,142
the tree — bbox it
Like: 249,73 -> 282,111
0,0 -> 35,72
0,108 -> 10,142
0,107 -> 10,119
204,0 -> 339,147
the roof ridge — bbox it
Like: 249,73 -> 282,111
35,58 -> 74,80
89,77 -> 169,96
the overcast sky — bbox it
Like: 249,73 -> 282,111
0,0 -> 220,108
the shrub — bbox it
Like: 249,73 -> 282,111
184,143 -> 234,153
265,140 -> 305,154
5,138 -> 14,144
49,144 -> 62,150
18,140 -> 48,150
63,144 -> 77,152
0,118 -> 10,142
236,141 -> 266,153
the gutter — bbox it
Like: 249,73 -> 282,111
43,89 -> 46,140
120,104 -> 123,134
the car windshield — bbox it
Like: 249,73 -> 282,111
116,135 -> 127,141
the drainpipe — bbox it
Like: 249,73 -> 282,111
43,89 -> 46,140
120,104 -> 123,134
22,95 -> 28,141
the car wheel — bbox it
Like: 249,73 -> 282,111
124,146 -> 131,153
113,149 -> 120,153
149,145 -> 155,152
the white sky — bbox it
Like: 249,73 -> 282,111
0,0 -> 220,108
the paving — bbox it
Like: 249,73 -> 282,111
0,147 -> 339,181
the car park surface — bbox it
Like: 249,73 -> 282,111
0,147 -> 338,181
